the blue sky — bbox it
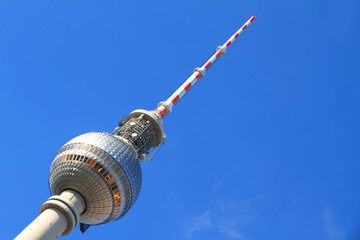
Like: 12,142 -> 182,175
1,0 -> 360,239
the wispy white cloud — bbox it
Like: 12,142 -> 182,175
217,218 -> 246,240
182,211 -> 212,239
323,207 -> 347,240
180,210 -> 247,240
178,182 -> 253,240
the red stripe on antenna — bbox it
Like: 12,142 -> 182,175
234,32 -> 239,38
242,25 -> 247,30
215,50 -> 222,58
182,81 -> 192,91
170,95 -> 180,104
195,71 -> 202,80
155,106 -> 168,118
204,61 -> 211,69
226,41 -> 231,47
250,16 -> 256,22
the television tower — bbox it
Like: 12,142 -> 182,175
15,16 -> 256,240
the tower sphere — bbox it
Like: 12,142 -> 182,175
49,132 -> 142,225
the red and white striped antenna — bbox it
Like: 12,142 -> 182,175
154,15 -> 256,119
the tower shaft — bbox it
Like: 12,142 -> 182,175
16,208 -> 68,240
15,190 -> 85,240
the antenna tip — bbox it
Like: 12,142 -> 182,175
250,15 -> 256,22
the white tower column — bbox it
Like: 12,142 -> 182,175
15,190 -> 86,240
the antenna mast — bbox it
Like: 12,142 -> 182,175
155,15 -> 256,118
